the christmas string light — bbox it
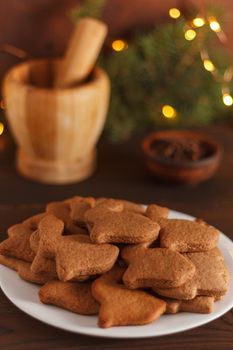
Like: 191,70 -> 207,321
184,29 -> 196,41
200,49 -> 233,104
192,17 -> 205,28
203,59 -> 215,72
112,39 -> 128,52
208,16 -> 227,43
0,100 -> 5,136
162,105 -> 177,119
208,17 -> 221,32
110,7 -> 233,120
221,67 -> 233,106
0,123 -> 4,136
167,7 -> 233,109
222,93 -> 233,106
169,8 -> 181,19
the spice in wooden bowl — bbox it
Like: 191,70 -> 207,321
142,130 -> 222,184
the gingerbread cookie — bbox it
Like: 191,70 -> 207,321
155,248 -> 228,300
36,214 -> 64,258
122,246 -> 195,289
0,254 -> 55,285
165,296 -> 215,314
85,199 -> 124,228
160,219 -> 219,252
18,262 -> 56,285
92,265 -> 166,328
0,223 -> 35,262
29,229 -> 40,253
2,212 -> 45,262
6,213 -> 45,238
145,204 -> 170,221
69,196 -> 96,227
0,196 -> 230,329
0,254 -> 21,271
46,200 -> 87,234
97,198 -> 145,214
31,230 -> 90,282
33,215 -> 119,281
195,218 -> 208,225
39,280 -> 99,315
86,204 -> 160,244
55,234 -> 119,282
119,199 -> 145,214
31,254 -> 57,277
23,213 -> 46,231
31,253 -> 88,282
29,215 -> 67,278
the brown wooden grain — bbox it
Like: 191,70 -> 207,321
0,124 -> 233,349
3,58 -> 110,184
55,18 -> 107,88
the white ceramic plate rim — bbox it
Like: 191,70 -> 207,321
0,209 -> 233,339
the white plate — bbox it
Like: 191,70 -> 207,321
0,209 -> 233,338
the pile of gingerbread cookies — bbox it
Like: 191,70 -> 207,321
0,197 -> 229,328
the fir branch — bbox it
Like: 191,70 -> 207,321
72,1 -> 232,141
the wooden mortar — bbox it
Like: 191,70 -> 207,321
3,59 -> 110,184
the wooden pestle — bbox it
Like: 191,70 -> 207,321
55,17 -> 108,88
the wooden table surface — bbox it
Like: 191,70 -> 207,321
0,125 -> 233,350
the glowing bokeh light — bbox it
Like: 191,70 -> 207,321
223,93 -> 233,106
162,105 -> 177,119
184,29 -> 196,41
112,39 -> 128,52
169,8 -> 181,19
193,17 -> 205,27
203,59 -> 215,72
0,123 -> 4,136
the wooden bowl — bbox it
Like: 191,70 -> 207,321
142,130 -> 222,184
3,58 -> 110,184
